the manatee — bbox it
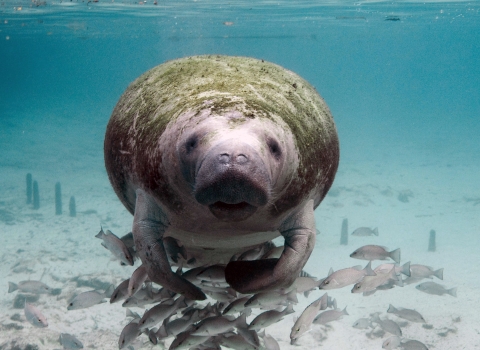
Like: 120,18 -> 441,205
104,55 -> 339,300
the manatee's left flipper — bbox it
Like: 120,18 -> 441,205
133,188 -> 206,300
226,199 -> 316,294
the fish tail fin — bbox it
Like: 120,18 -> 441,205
434,268 -> 444,280
342,306 -> 349,316
8,282 -> 18,293
95,227 -> 104,238
104,284 -> 115,298
364,261 -> 376,276
389,248 -> 401,264
387,304 -> 397,314
285,304 -> 295,314
287,289 -> 298,303
401,261 -> 411,277
236,312 -> 248,329
373,227 -> 379,236
448,287 -> 457,297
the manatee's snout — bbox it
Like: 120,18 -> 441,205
194,141 -> 270,222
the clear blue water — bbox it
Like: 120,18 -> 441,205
0,1 -> 479,349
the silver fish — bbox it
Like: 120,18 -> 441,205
169,330 -> 210,350
59,333 -> 84,349
110,278 -> 130,303
118,320 -> 141,349
95,227 -> 134,266
139,296 -> 192,330
352,227 -> 379,236
352,317 -> 372,329
67,285 -> 114,310
372,313 -> 402,336
319,261 -> 376,290
8,280 -> 51,294
375,261 -> 411,277
352,266 -> 398,293
262,332 -> 280,350
313,306 -> 348,325
415,282 -> 457,296
350,245 -> 401,263
24,302 -> 48,328
245,289 -> 297,308
400,339 -> 428,349
128,265 -> 148,297
196,264 -> 226,282
219,333 -> 257,350
223,296 -> 250,315
382,336 -> 401,349
191,313 -> 246,336
165,310 -> 201,336
387,304 -> 426,323
248,304 -> 294,330
410,264 -> 443,280
290,293 -> 328,342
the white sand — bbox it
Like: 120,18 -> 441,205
0,121 -> 479,349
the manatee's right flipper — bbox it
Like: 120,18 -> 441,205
132,188 -> 206,300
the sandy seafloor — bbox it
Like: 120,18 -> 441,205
0,112 -> 479,350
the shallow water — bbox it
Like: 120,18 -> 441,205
1,1 -> 479,349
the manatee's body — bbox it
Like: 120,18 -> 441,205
104,55 -> 339,300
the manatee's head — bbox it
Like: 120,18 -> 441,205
176,109 -> 296,222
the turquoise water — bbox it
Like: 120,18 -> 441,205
0,1 -> 479,349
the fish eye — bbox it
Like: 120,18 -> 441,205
324,280 -> 329,285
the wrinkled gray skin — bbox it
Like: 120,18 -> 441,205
104,55 -> 339,300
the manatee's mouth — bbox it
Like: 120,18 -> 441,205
208,201 -> 258,222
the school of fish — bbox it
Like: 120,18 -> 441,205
6,225 -> 458,349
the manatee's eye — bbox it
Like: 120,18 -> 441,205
267,137 -> 282,160
185,135 -> 198,154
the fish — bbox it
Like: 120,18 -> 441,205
67,285 -> 114,310
410,264 -> 443,280
110,278 -> 130,303
168,330 -> 210,350
312,306 -> 348,325
8,280 -> 51,294
219,333 -> 257,350
95,227 -> 134,266
196,264 -> 226,283
24,302 -> 48,328
164,236 -> 187,263
387,304 -> 426,323
319,261 -> 376,290
118,320 -> 142,349
164,310 -> 201,336
128,265 -> 148,297
371,313 -> 402,336
375,261 -> 411,277
382,335 -> 401,349
352,266 -> 398,293
245,289 -> 297,308
400,339 -> 428,349
415,282 -> 457,296
223,296 -> 251,315
248,304 -> 294,330
290,293 -> 328,342
351,227 -> 379,236
262,332 -> 280,350
350,245 -> 401,263
59,333 -> 84,349
139,296 -> 192,330
191,313 -> 246,336
352,317 -> 372,329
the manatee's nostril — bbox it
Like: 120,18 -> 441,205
236,154 -> 248,164
219,153 -> 230,163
